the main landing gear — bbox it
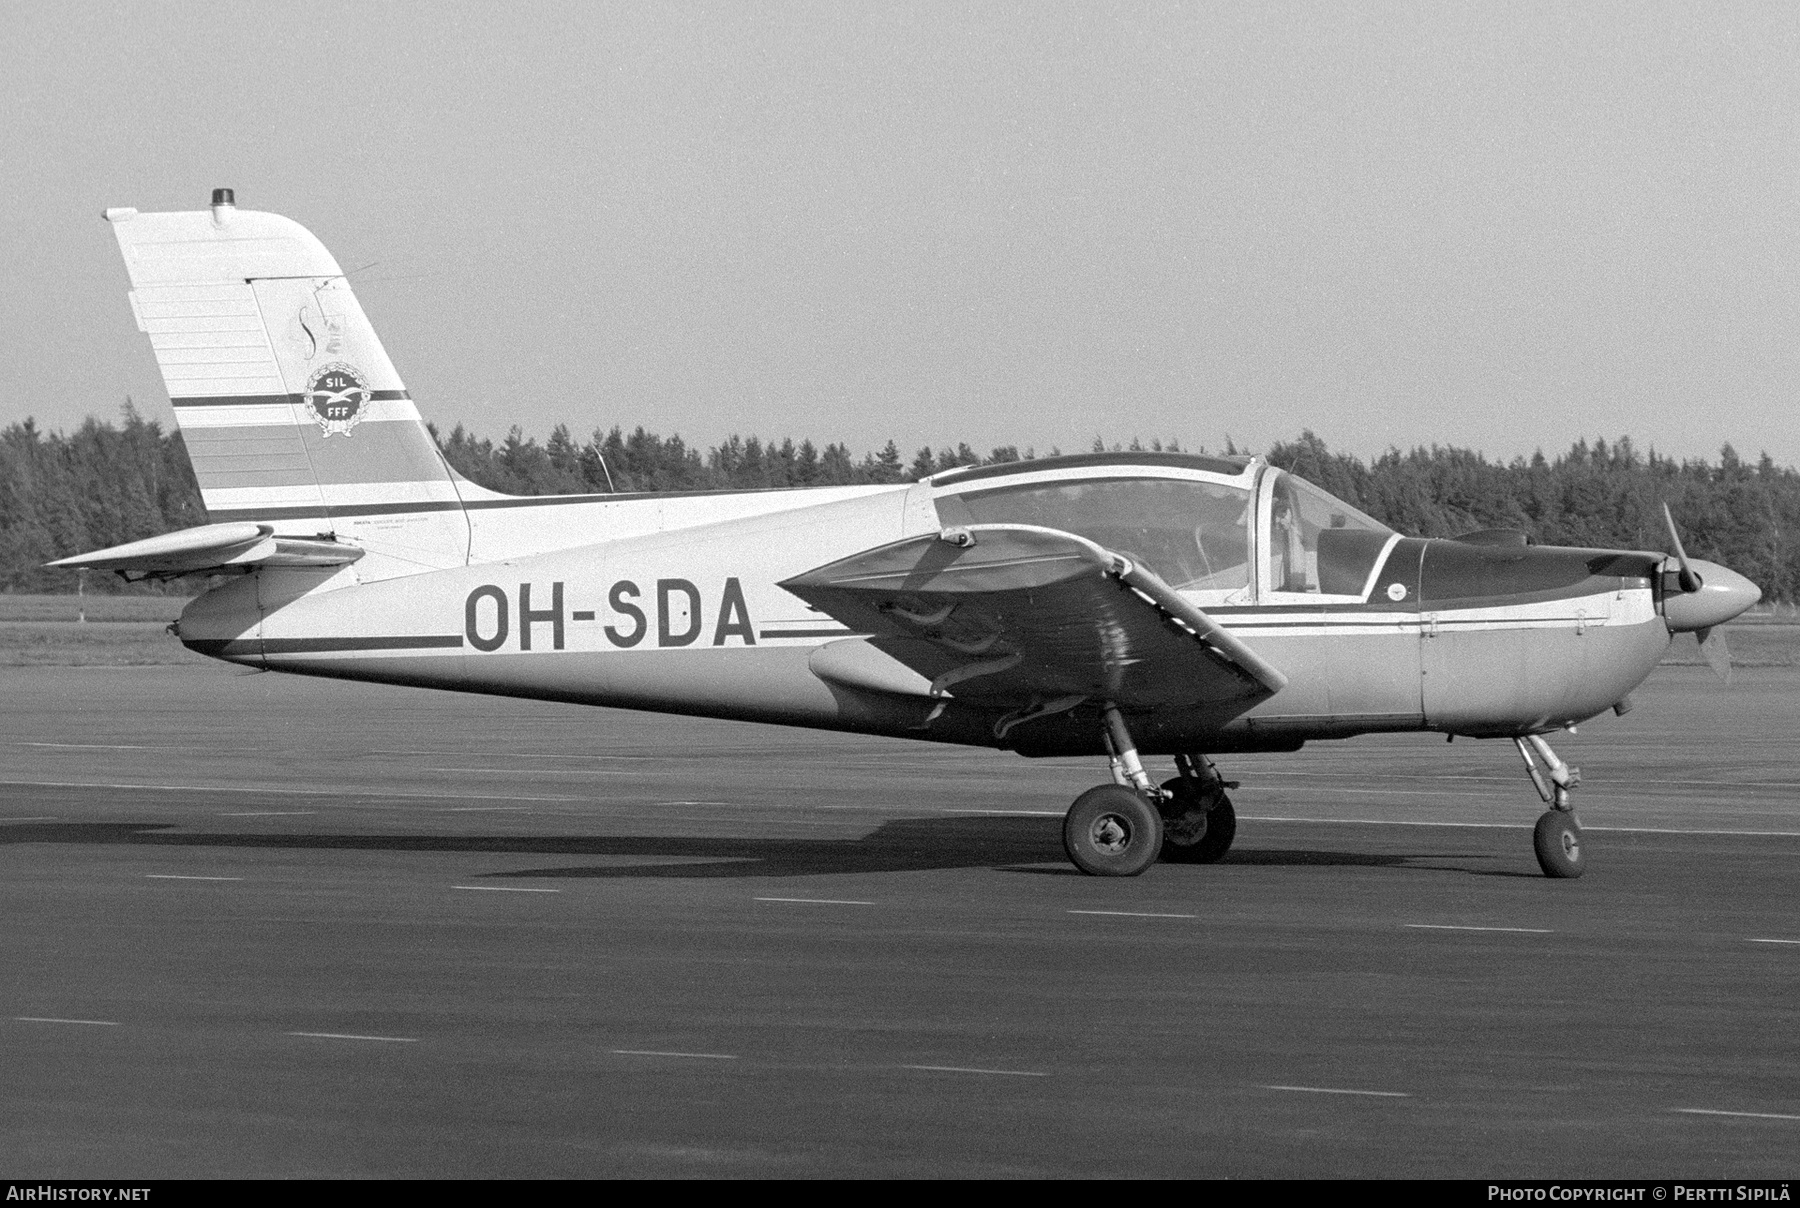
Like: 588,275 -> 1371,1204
1061,705 -> 1238,877
1514,733 -> 1584,879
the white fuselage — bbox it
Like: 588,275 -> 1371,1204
177,465 -> 1676,757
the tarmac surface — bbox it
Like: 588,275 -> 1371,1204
2,661 -> 1797,1178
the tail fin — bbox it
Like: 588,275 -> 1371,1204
107,191 -> 468,576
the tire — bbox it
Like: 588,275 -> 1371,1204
1158,777 -> 1237,864
1533,810 -> 1585,879
1063,785 -> 1163,877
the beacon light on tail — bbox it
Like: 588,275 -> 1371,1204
53,193 -> 1764,880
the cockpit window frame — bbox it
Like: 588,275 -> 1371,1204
930,460 -> 1264,604
1255,469 -> 1399,606
927,460 -> 1398,608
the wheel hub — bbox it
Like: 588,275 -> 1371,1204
1163,808 -> 1208,847
1089,814 -> 1132,854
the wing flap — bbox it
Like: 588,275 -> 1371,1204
780,524 -> 1285,711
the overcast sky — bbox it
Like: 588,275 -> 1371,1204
5,1 -> 1796,467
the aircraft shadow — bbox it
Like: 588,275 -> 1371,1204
1001,848 -> 1528,877
0,818 -> 1523,879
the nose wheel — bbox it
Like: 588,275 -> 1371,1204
1533,809 -> 1583,878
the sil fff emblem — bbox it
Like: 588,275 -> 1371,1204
303,362 -> 371,438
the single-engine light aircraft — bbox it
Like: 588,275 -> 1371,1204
55,192 -> 1762,879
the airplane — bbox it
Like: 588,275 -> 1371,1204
52,190 -> 1762,880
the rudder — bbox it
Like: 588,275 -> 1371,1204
107,190 -> 468,578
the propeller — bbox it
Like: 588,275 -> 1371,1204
1695,626 -> 1732,684
1661,503 -> 1735,682
1661,503 -> 1701,594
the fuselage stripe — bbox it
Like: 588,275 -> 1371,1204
184,635 -> 465,656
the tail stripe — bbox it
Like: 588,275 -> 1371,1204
176,399 -> 424,432
170,390 -> 412,409
206,481 -> 465,509
205,501 -> 466,523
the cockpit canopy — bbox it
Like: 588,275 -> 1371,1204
1267,472 -> 1394,598
931,455 -> 1393,605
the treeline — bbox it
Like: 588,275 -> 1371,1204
1265,431 -> 1800,604
4,406 -> 1797,602
430,421 -> 1109,493
0,405 -> 206,595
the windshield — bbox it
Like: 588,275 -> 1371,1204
935,476 -> 1254,594
1268,473 -> 1394,596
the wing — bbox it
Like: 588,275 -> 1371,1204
780,524 -> 1286,712
48,522 -> 363,579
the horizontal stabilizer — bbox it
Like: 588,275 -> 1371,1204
780,524 -> 1286,713
48,522 -> 363,578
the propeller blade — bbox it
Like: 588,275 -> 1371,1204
1662,503 -> 1701,593
1696,626 -> 1732,684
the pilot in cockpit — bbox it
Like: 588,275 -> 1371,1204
1271,482 -> 1314,593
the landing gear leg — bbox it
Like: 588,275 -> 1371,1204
1100,703 -> 1156,796
1062,705 -> 1163,877
1159,754 -> 1239,864
1514,733 -> 1585,879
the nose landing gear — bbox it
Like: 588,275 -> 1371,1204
1514,733 -> 1585,879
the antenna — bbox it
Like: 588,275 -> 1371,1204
589,438 -> 617,493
